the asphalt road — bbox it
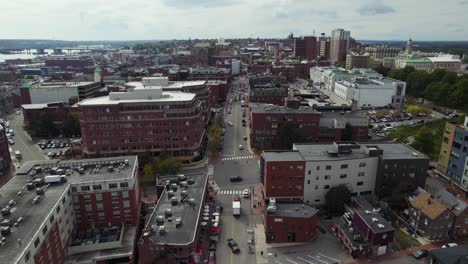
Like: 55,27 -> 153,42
5,111 -> 46,166
214,76 -> 259,264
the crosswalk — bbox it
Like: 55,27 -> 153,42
217,190 -> 244,195
221,155 -> 256,161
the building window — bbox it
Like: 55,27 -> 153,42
85,204 -> 92,212
81,186 -> 90,191
111,192 -> 118,199
71,187 -> 77,193
324,185 -> 330,189
122,191 -> 129,199
359,162 -> 366,167
307,180 -> 310,184
42,225 -> 48,235
56,205 -> 61,213
324,175 -> 331,180
112,202 -> 120,208
308,170 -> 311,175
97,203 -> 104,210
317,166 -> 320,170
357,181 -> 364,186
83,194 -> 91,201
109,183 -> 118,189
124,210 -> 132,217
49,215 -> 55,224
341,164 -> 348,169
340,174 -> 347,179
113,211 -> 121,218
297,166 -> 304,170
96,193 -> 102,201
120,182 -> 129,188
358,172 -> 365,177
25,251 -> 31,262
34,237 -> 40,248
325,165 -> 332,170
123,200 -> 130,208
93,184 -> 102,190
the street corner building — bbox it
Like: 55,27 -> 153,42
264,198 -> 318,243
0,156 -> 141,264
137,173 -> 210,264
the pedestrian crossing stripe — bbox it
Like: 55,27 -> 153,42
221,155 -> 256,161
216,190 -> 243,195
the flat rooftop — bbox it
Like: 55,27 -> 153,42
250,103 -> 318,114
30,82 -> 96,88
77,90 -> 196,106
0,156 -> 137,263
269,202 -> 317,218
355,209 -> 394,234
145,173 -> 208,245
263,151 -> 304,162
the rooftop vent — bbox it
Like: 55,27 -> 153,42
371,218 -> 379,222
412,152 -> 419,157
377,224 -> 385,229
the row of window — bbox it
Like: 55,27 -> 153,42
72,182 -> 129,193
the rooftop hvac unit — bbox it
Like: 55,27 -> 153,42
377,224 -> 385,229
267,205 -> 276,213
372,218 -> 379,222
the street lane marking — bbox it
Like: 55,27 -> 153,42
298,257 -> 316,264
286,258 -> 300,264
318,253 -> 341,263
275,261 -> 284,264
307,255 -> 328,264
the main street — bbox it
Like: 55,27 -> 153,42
5,111 -> 45,166
214,76 -> 260,264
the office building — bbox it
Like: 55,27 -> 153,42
20,81 -> 101,105
333,77 -> 406,108
138,173 -> 209,264
330,29 -> 351,64
428,54 -> 462,71
293,36 -> 317,60
309,66 -> 381,91
261,142 -> 429,204
249,104 -> 369,150
249,81 -> 289,106
318,36 -> 330,59
345,52 -> 381,70
0,156 -> 140,264
437,117 -> 468,190
77,84 -> 205,160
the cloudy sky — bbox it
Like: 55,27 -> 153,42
1,0 -> 467,40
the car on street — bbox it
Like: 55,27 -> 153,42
442,243 -> 458,248
243,189 -> 250,198
8,139 -> 14,145
228,122 -> 233,126
242,136 -> 247,140
238,144 -> 244,150
233,195 -> 240,201
413,249 -> 428,259
230,176 -> 243,182
227,238 -> 240,253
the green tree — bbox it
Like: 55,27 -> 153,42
277,122 -> 303,149
62,112 -> 81,137
143,163 -> 154,182
341,123 -> 354,141
441,71 -> 458,84
429,68 -> 447,83
424,81 -> 454,106
450,79 -> 468,110
406,105 -> 431,116
155,150 -> 181,175
405,71 -> 431,97
373,65 -> 391,76
325,184 -> 352,216
411,127 -> 434,156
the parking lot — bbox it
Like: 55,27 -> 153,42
37,138 -> 75,158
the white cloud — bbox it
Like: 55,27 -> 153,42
0,0 -> 466,40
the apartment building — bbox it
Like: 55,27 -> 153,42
364,46 -> 401,60
138,173 -> 209,264
249,104 -> 369,150
334,77 -> 406,108
437,117 -> 468,190
0,156 -> 140,264
261,142 -> 429,205
77,85 -> 206,160
293,36 -> 317,60
345,52 -> 381,70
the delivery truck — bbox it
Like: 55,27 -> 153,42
232,201 -> 241,216
44,175 -> 67,184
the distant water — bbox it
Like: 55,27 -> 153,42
0,49 -> 79,62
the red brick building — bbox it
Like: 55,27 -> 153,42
77,85 -> 206,160
293,36 -> 317,60
264,201 -> 318,243
44,56 -> 94,69
21,101 -> 73,130
0,156 -> 140,264
0,122 -> 11,175
249,103 -> 369,150
206,80 -> 228,103
187,67 -> 231,83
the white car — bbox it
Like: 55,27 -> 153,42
16,110 -> 20,115
238,145 -> 244,150
243,189 -> 250,198
442,243 -> 458,248
228,122 -> 233,126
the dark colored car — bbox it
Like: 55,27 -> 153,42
230,176 -> 243,182
227,238 -> 240,253
413,249 -> 428,259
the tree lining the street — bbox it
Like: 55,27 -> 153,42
325,184 -> 352,216
207,114 -> 224,159
277,122 -> 304,149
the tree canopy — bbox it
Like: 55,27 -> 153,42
277,122 -> 304,149
325,184 -> 352,216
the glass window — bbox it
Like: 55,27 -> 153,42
120,182 -> 129,188
109,183 -> 118,189
95,193 -> 102,201
357,181 -> 364,186
112,202 -> 119,208
85,204 -> 92,212
359,162 -> 366,167
93,184 -> 102,190
341,164 -> 348,169
122,191 -> 129,199
81,186 -> 90,191
123,200 -> 130,208
111,192 -> 118,199
325,165 -> 332,170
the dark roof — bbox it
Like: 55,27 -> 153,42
355,209 -> 394,234
428,245 -> 468,264
269,202 -> 317,218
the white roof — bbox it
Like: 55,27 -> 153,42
428,55 -> 461,63
77,91 -> 196,106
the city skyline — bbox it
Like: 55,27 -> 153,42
1,0 -> 467,41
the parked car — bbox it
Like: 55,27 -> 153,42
413,249 -> 428,259
227,238 -> 240,253
242,136 -> 247,140
243,189 -> 250,198
442,243 -> 458,248
239,145 -> 244,150
228,122 -> 233,126
230,176 -> 243,182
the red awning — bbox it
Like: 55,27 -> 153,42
196,243 -> 202,253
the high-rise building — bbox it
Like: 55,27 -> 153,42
330,29 -> 351,64
293,36 -> 317,60
318,36 -> 330,59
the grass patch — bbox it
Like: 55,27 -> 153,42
388,118 -> 456,160
394,227 -> 421,250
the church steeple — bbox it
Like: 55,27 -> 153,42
406,38 -> 413,53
